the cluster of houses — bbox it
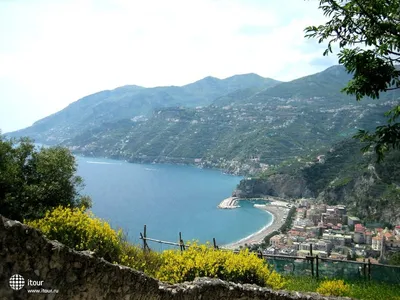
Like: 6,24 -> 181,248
264,200 -> 400,263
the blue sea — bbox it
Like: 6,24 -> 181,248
76,156 -> 272,249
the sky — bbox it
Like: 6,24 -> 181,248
0,0 -> 337,133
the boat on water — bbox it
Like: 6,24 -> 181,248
253,204 -> 267,208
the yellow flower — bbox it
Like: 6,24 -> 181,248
317,280 -> 350,297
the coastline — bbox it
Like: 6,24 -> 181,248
221,202 -> 290,250
70,151 -> 247,176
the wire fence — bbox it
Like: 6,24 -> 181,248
262,254 -> 400,284
139,225 -> 400,284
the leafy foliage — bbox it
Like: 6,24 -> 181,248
0,135 -> 91,221
27,206 -> 123,262
305,0 -> 400,161
280,206 -> 296,234
156,242 -> 285,289
388,252 -> 400,266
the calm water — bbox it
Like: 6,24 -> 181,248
76,156 -> 272,248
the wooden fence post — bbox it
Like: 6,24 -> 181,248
213,238 -> 218,250
363,258 -> 367,280
179,232 -> 185,251
316,255 -> 319,279
141,224 -> 150,252
309,256 -> 314,278
368,259 -> 371,281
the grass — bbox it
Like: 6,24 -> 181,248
284,275 -> 400,300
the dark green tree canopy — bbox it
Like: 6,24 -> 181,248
0,134 -> 91,221
305,0 -> 400,161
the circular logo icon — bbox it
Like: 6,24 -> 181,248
9,274 -> 25,290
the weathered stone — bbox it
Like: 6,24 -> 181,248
0,215 -> 351,300
49,254 -> 62,269
66,272 -> 77,283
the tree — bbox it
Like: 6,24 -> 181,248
388,251 -> 400,265
305,0 -> 400,161
0,134 -> 91,221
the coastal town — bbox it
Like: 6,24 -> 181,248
220,197 -> 400,263
263,199 -> 400,263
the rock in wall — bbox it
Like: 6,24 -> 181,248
0,215 -> 346,300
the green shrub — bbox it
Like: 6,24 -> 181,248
0,136 -> 91,221
155,242 -> 285,289
316,279 -> 350,297
26,206 -> 123,262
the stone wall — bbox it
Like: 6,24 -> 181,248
0,215 -> 346,300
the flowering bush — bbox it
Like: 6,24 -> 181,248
156,242 -> 285,289
26,206 -> 123,262
316,279 -> 350,297
119,243 -> 162,277
26,207 -> 285,289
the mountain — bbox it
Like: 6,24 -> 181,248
8,65 -> 400,176
47,65 -> 398,175
8,74 -> 280,143
254,65 -> 354,100
62,94 -> 394,173
235,138 -> 400,223
214,66 -> 398,106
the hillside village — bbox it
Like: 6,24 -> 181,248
263,200 -> 400,264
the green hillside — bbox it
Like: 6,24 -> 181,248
9,74 -> 279,142
237,138 -> 400,223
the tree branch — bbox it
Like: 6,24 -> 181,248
385,86 -> 400,91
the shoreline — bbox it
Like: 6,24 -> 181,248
221,203 -> 290,250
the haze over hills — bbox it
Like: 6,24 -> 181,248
9,73 -> 280,140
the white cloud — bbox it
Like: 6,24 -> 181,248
0,0 -> 333,132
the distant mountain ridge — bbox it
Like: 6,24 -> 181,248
9,73 -> 280,141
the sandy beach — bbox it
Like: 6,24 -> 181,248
221,203 -> 290,250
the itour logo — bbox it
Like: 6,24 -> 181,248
9,274 -> 25,291
9,274 -> 44,291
